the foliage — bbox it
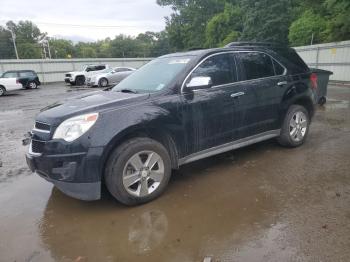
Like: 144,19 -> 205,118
205,3 -> 242,47
289,10 -> 327,46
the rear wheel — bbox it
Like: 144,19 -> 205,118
105,137 -> 171,205
0,86 -> 5,96
28,81 -> 37,89
98,78 -> 109,87
277,105 -> 310,147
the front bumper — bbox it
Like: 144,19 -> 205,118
25,146 -> 103,201
64,77 -> 74,83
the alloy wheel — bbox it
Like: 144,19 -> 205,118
122,151 -> 165,197
289,111 -> 308,142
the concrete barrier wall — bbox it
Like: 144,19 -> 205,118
294,40 -> 350,82
0,58 -> 152,83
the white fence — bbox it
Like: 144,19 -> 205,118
1,40 -> 350,83
0,58 -> 152,83
294,40 -> 350,82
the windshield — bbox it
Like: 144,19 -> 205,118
112,56 -> 193,93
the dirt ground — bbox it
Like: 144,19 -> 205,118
0,83 -> 349,262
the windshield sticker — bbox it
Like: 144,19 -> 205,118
168,58 -> 190,64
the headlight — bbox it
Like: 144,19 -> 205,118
53,113 -> 99,142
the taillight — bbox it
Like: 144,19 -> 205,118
16,79 -> 20,84
310,73 -> 318,89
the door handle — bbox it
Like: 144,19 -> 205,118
231,92 -> 245,98
277,81 -> 288,86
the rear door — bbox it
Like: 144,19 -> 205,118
235,51 -> 288,136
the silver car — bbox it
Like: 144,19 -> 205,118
86,67 -> 136,87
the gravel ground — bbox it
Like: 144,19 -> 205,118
0,83 -> 349,262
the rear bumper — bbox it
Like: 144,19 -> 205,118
25,146 -> 103,201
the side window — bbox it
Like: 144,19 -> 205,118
272,59 -> 285,75
3,72 -> 18,78
237,52 -> 275,80
190,53 -> 235,86
97,66 -> 106,70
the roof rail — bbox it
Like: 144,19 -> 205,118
225,42 -> 282,48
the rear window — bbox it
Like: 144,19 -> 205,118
237,52 -> 275,80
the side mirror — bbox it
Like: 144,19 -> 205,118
186,76 -> 212,90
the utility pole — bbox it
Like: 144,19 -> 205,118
9,29 -> 19,59
47,40 -> 52,59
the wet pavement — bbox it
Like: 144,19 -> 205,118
0,84 -> 349,262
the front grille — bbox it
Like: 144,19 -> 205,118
31,140 -> 45,153
65,74 -> 71,77
35,121 -> 50,131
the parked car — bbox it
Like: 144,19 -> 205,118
26,42 -> 331,205
64,64 -> 109,86
86,67 -> 136,87
1,70 -> 41,89
0,77 -> 23,96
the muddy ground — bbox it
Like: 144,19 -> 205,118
0,83 -> 349,262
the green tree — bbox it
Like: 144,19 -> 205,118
240,0 -> 292,44
289,9 -> 327,46
324,0 -> 350,41
157,0 -> 226,50
49,39 -> 75,58
0,26 -> 15,59
205,3 -> 242,47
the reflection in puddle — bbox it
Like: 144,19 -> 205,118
129,210 -> 168,253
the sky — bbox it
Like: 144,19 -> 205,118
0,0 -> 173,42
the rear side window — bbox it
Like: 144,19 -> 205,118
190,53 -> 236,86
19,71 -> 35,77
237,52 -> 275,80
273,60 -> 285,75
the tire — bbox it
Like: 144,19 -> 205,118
28,81 -> 38,89
75,76 -> 85,86
105,137 -> 172,205
277,105 -> 310,147
0,86 -> 5,96
98,78 -> 109,87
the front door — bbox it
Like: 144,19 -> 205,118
181,52 -> 239,154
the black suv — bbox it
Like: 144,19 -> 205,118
2,70 -> 41,89
26,43 -> 324,205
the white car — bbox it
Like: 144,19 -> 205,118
0,77 -> 23,96
86,67 -> 136,87
64,64 -> 109,86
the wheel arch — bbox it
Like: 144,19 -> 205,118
100,125 -> 180,181
293,96 -> 315,119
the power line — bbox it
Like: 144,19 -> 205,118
0,20 -> 141,29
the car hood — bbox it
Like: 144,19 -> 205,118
36,90 -> 150,126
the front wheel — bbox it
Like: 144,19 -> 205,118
105,138 -> 172,205
0,86 -> 5,96
277,105 -> 310,147
75,76 -> 85,86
